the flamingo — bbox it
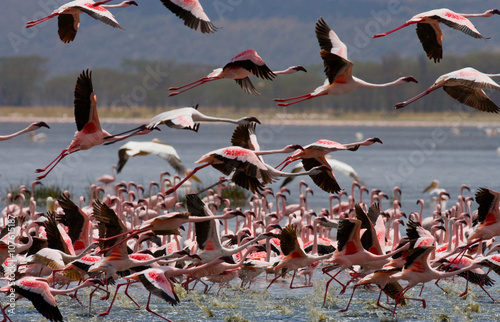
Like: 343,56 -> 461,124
373,9 -> 500,62
273,18 -> 417,106
165,145 -> 330,194
266,224 -> 333,289
277,138 -> 382,193
0,277 -> 102,322
160,0 -> 217,33
35,70 -> 153,180
280,155 -> 364,188
168,49 -> 294,96
25,0 -> 138,43
104,105 -> 260,143
0,122 -> 50,141
395,67 -> 500,113
96,165 -> 117,185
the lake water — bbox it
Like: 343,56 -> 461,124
1,120 -> 500,321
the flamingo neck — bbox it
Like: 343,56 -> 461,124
353,76 -> 409,88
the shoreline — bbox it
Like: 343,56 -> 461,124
2,106 -> 500,127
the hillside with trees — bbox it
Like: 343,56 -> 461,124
2,51 -> 499,113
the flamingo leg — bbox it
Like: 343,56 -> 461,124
419,283 -> 425,297
275,94 -> 315,107
266,270 -> 287,290
395,85 -> 442,109
372,22 -> 413,38
124,282 -> 141,308
376,288 -> 393,312
168,78 -> 216,97
322,266 -> 345,306
0,303 -> 13,322
145,293 -> 173,322
168,77 -> 210,91
274,156 -> 292,170
165,163 -> 211,195
36,149 -> 73,179
36,149 -> 69,172
274,93 -> 313,102
290,270 -> 313,289
434,279 -> 446,293
338,284 -> 359,312
26,13 -> 58,27
99,281 -> 137,316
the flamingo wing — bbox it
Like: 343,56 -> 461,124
186,194 -> 223,252
160,0 -> 216,34
93,199 -> 129,255
301,157 -> 341,194
231,123 -> 260,151
356,204 -> 383,255
431,11 -> 483,38
57,14 -> 79,43
56,194 -> 87,245
336,219 -> 361,253
231,169 -> 266,193
139,269 -> 180,305
224,49 -> 276,81
150,108 -> 198,131
45,212 -> 72,255
14,278 -> 63,322
73,4 -> 122,29
443,86 -> 499,113
74,69 -> 101,131
279,225 -> 306,257
416,23 -> 443,63
475,188 -> 500,224
406,219 -> 435,248
315,18 -> 353,83
235,77 -> 259,96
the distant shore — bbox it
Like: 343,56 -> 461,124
1,106 -> 500,127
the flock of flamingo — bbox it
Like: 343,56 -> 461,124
2,1 -> 500,321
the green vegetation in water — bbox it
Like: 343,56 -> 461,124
221,185 -> 250,207
4,183 -> 70,207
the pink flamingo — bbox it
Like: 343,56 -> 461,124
273,18 -> 417,106
0,277 -> 102,322
277,138 -> 382,193
395,67 -> 500,113
0,122 -> 49,141
168,49 -> 301,96
373,9 -> 500,62
160,0 -> 217,33
25,0 -> 138,43
35,70 -> 152,180
96,165 -> 117,185
164,145 -> 329,195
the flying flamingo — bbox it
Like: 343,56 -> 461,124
0,122 -> 49,141
266,224 -> 333,289
280,155 -> 364,188
160,0 -> 217,33
276,138 -> 382,193
395,67 -> 500,113
168,50 -> 305,96
373,9 -> 500,62
273,18 -> 417,106
103,105 -> 260,143
35,70 -> 153,180
25,0 -> 138,43
0,277 -> 102,322
164,145 -> 330,194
